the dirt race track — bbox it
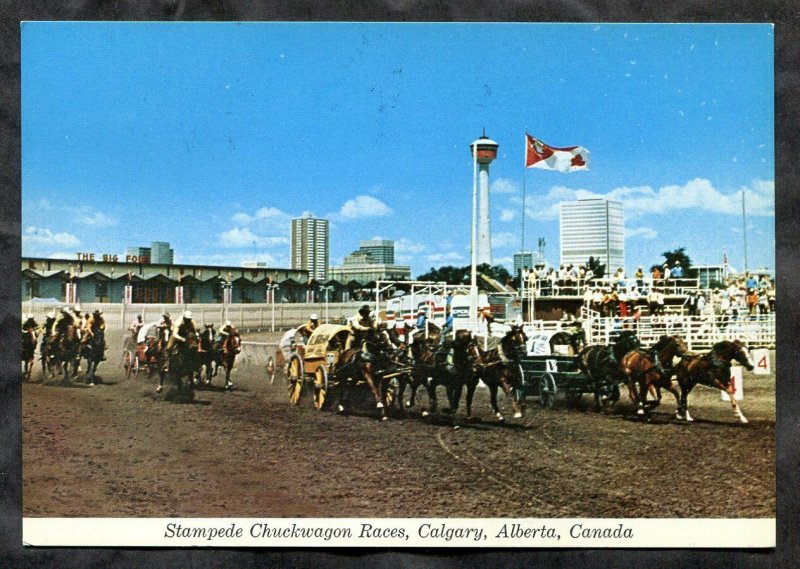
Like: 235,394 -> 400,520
23,331 -> 775,519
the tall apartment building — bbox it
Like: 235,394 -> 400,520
291,215 -> 329,280
559,198 -> 624,273
358,238 -> 394,265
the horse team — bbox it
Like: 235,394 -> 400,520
21,309 -> 242,398
324,321 -> 756,425
22,307 -> 757,424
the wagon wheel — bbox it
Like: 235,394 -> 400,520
539,372 -> 557,409
313,365 -> 329,410
266,356 -> 276,385
287,354 -> 303,405
123,351 -> 133,379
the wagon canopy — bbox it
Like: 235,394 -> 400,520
304,323 -> 351,360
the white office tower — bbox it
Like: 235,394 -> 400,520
559,198 -> 624,273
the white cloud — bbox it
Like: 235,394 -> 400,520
339,195 -> 391,219
500,208 -> 516,222
491,178 -> 518,194
22,226 -> 80,247
231,206 -> 288,225
625,226 -> 658,240
75,210 -> 117,228
219,227 -> 289,248
514,178 -> 774,221
425,252 -> 464,263
395,238 -> 426,254
491,232 -> 518,248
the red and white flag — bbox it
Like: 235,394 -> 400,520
525,133 -> 590,172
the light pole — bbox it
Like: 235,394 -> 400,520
320,285 -> 334,323
267,284 -> 280,331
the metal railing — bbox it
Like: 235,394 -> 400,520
524,276 -> 701,298
583,313 -> 775,351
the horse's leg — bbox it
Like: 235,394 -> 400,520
225,356 -> 235,389
501,373 -> 523,419
487,378 -> 504,422
465,377 -> 478,420
448,381 -> 463,416
677,382 -> 694,422
424,376 -> 438,416
725,386 -> 748,424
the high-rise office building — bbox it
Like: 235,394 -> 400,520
150,241 -> 174,264
358,238 -> 394,265
291,215 -> 329,280
559,198 -> 624,272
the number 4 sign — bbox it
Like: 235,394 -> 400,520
751,348 -> 771,375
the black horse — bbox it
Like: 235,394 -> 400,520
476,325 -> 529,421
80,328 -> 106,385
162,332 -> 199,401
195,326 -> 219,387
548,324 -> 586,356
576,330 -> 642,409
21,328 -> 38,381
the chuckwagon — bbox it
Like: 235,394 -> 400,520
285,323 -> 406,412
516,330 -> 619,409
266,327 -> 301,384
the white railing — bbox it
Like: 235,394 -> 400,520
524,276 -> 701,298
582,313 -> 775,351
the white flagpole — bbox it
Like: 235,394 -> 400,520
521,129 -> 527,255
470,138 -> 478,326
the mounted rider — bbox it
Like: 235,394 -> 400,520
51,307 -> 77,341
128,314 -> 145,345
81,309 -> 107,360
407,307 -> 428,345
345,304 -> 377,360
72,305 -> 86,331
165,310 -> 197,359
217,320 -> 239,346
298,313 -> 320,343
41,311 -> 56,343
22,313 -> 39,334
156,311 -> 174,342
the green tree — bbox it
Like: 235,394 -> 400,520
586,256 -> 606,279
416,263 -> 514,289
650,247 -> 697,277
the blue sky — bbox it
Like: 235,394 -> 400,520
21,22 -> 774,276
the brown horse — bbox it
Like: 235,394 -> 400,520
333,327 -> 396,421
621,335 -> 688,417
476,325 -> 528,421
673,340 -> 754,423
220,332 -> 241,389
21,328 -> 38,381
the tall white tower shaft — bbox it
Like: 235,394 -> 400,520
477,164 -> 492,265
